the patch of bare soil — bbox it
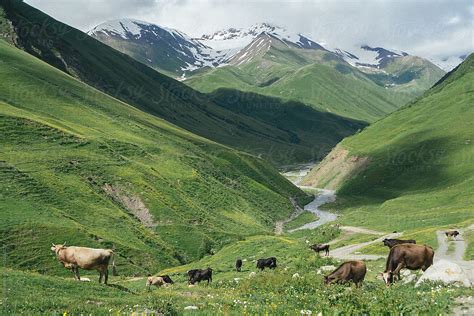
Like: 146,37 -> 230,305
103,184 -> 156,228
301,144 -> 370,190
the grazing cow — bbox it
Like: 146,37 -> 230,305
382,243 -> 434,285
188,268 -> 213,285
310,244 -> 330,256
256,257 -> 277,271
157,274 -> 174,284
445,230 -> 460,240
50,243 -> 116,284
324,261 -> 367,288
236,259 -> 243,272
382,238 -> 416,248
146,276 -> 165,289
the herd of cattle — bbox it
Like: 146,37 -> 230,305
50,230 -> 460,288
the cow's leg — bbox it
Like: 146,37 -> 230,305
99,271 -> 103,284
326,248 -> 329,256
75,266 -> 81,281
391,262 -> 404,283
104,268 -> 109,285
71,266 -> 77,280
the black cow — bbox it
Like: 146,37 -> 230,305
188,268 -> 213,285
159,274 -> 174,284
382,238 -> 416,248
310,244 -> 330,256
236,259 -> 242,272
445,231 -> 460,240
256,257 -> 277,271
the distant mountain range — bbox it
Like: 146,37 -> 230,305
88,20 -> 458,75
89,20 -> 447,122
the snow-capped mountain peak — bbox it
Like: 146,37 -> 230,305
88,19 -> 453,75
335,45 -> 409,69
88,18 -> 237,73
196,23 -> 326,51
88,19 -> 194,42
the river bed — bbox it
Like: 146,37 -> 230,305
281,164 -> 338,231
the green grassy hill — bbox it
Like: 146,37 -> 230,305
302,54 -> 474,253
0,38 -> 315,276
186,38 -> 444,123
0,0 -> 364,165
207,89 -> 366,162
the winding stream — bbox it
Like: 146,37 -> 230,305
281,165 -> 338,232
288,188 -> 337,232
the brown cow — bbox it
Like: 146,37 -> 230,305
51,243 -> 116,284
146,276 -> 165,289
445,230 -> 460,240
381,243 -> 434,285
310,244 -> 330,256
324,261 -> 367,288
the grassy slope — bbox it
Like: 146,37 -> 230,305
208,89 -> 367,163
0,39 -> 314,276
285,212 -> 318,230
186,41 -> 443,122
3,225 -> 472,314
91,32 -> 186,78
319,54 -> 474,254
367,55 -> 446,94
0,1 -> 364,165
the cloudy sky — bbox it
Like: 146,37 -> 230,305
26,0 -> 472,63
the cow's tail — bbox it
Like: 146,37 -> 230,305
111,251 -> 118,276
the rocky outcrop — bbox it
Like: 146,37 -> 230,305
415,260 -> 471,287
103,184 -> 156,228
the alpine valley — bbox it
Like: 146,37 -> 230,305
1,0 -> 473,314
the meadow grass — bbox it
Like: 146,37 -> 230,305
2,227 -> 472,315
330,233 -> 377,250
464,229 -> 474,260
285,212 -> 319,231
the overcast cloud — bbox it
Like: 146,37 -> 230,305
26,0 -> 473,60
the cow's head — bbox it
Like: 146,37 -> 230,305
324,275 -> 334,285
380,271 -> 393,285
382,239 -> 389,246
50,242 -> 67,254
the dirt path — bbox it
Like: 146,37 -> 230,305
435,231 -> 466,261
329,231 -> 402,261
339,226 -> 386,235
435,225 -> 474,284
